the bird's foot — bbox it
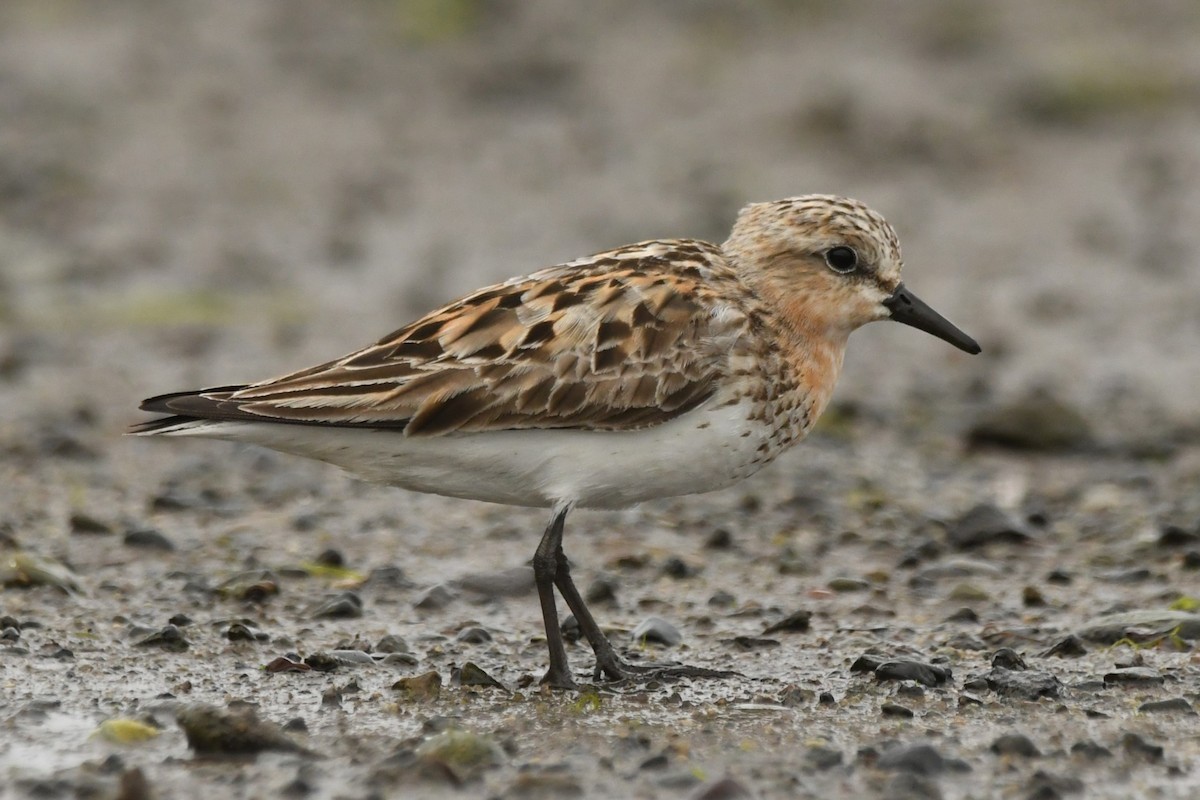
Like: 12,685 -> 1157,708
592,652 -> 739,685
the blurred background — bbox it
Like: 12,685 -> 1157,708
1,0 -> 1199,434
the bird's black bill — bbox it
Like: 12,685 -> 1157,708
884,284 -> 981,355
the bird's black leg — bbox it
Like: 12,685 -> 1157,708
553,548 -> 739,684
551,550 -> 640,681
533,504 -> 575,689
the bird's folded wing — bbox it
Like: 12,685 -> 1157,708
141,243 -> 752,436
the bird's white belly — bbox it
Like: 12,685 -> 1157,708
172,397 -> 775,509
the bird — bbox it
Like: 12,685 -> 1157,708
133,194 -> 981,689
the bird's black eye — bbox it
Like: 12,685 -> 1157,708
824,246 -> 858,274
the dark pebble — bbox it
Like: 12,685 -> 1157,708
123,528 -> 175,550
1097,568 -> 1152,583
991,648 -> 1028,670
303,653 -> 341,672
315,548 -> 344,568
1158,522 -> 1199,547
884,773 -> 944,800
312,591 -> 363,619
585,577 -> 619,604
708,590 -> 736,607
1103,667 -> 1164,685
805,745 -> 843,770
176,704 -> 305,755
0,615 -> 18,631
631,616 -> 681,647
264,656 -> 310,673
1069,740 -> 1111,759
560,614 -> 581,644
661,557 -> 697,579
225,622 -> 268,642
1042,635 -> 1087,658
414,583 -> 456,611
943,632 -> 987,651
69,512 -> 112,535
726,636 -> 780,651
948,504 -> 1032,548
375,634 -> 410,654
1022,586 -> 1046,606
779,685 -> 815,707
455,662 -> 505,689
1182,550 -> 1200,570
1121,733 -> 1164,761
1137,697 -> 1195,714
982,668 -> 1062,700
881,702 -> 915,718
966,390 -> 1092,451
283,717 -> 308,732
456,566 -> 533,597
875,660 -> 952,687
391,671 -> 442,701
763,609 -> 812,634
991,733 -> 1040,757
455,626 -> 492,644
365,565 -> 409,588
1045,569 -> 1072,585
704,528 -> 734,549
818,692 -> 836,705
687,776 -> 753,800
945,607 -> 979,623
638,753 -> 669,771
135,625 -> 188,652
1026,770 -> 1084,799
877,743 -> 946,775
850,653 -> 887,673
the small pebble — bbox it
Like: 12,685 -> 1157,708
176,704 -> 305,755
455,626 -> 492,644
1103,667 -> 1164,685
631,616 -> 681,647
414,584 -> 456,611
312,592 -> 363,619
393,671 -> 442,701
135,625 -> 188,652
881,702 -> 915,718
1069,740 -> 1111,759
1121,733 -> 1164,762
661,557 -> 697,579
875,660 -> 952,687
704,528 -> 734,549
877,743 -> 946,775
123,528 -> 175,550
687,776 -> 753,800
1137,697 -> 1194,714
982,668 -> 1062,700
69,512 -> 113,535
991,732 -> 1040,757
991,648 -> 1028,670
947,503 -> 1032,548
1042,635 -> 1087,658
828,577 -> 870,592
763,609 -> 812,634
375,634 -> 410,654
456,662 -> 505,689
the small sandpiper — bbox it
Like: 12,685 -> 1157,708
134,195 -> 980,689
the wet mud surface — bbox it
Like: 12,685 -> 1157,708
2,2 -> 1200,798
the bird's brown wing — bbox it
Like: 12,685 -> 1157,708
139,240 -> 753,436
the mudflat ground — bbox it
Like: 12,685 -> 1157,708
2,2 -> 1199,798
